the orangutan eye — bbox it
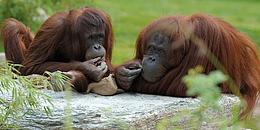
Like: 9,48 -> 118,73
97,35 -> 104,43
145,46 -> 152,54
87,34 -> 104,43
157,48 -> 165,54
147,45 -> 155,51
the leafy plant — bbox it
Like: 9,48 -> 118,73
0,61 -> 70,129
0,0 -> 95,32
156,66 -> 231,129
156,66 -> 260,129
183,65 -> 227,108
182,66 -> 230,129
0,0 -> 48,32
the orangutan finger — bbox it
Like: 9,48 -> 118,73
119,67 -> 142,76
87,57 -> 101,64
98,62 -> 107,70
102,64 -> 108,74
117,75 -> 137,82
127,62 -> 142,70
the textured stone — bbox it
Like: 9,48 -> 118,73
17,90 -> 240,130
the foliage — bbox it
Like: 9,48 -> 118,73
0,0 -> 93,32
0,0 -> 48,32
182,66 -> 230,129
155,66 -> 259,129
183,66 -> 227,108
0,62 -> 69,129
155,66 -> 229,129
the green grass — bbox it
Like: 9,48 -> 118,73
1,0 -> 260,65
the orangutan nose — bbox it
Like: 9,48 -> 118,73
148,56 -> 156,62
93,44 -> 101,50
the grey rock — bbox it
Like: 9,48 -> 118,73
16,90 -> 240,130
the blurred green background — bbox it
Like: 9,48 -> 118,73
0,0 -> 260,65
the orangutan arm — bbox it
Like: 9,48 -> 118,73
21,58 -> 108,82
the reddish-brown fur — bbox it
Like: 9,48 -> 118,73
120,14 -> 260,118
1,7 -> 114,92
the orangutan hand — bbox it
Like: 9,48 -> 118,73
115,60 -> 142,90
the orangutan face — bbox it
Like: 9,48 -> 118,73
141,32 -> 173,82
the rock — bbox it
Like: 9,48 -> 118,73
87,74 -> 119,96
16,90 -> 240,130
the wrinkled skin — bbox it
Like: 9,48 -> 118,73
82,30 -> 108,82
141,32 -> 173,82
115,60 -> 142,90
115,32 -> 174,89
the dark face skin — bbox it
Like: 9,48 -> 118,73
142,32 -> 172,82
78,26 -> 108,82
84,29 -> 106,61
115,32 -> 174,90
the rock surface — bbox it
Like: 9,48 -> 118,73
17,90 -> 240,130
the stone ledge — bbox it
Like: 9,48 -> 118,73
18,90 -> 239,130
